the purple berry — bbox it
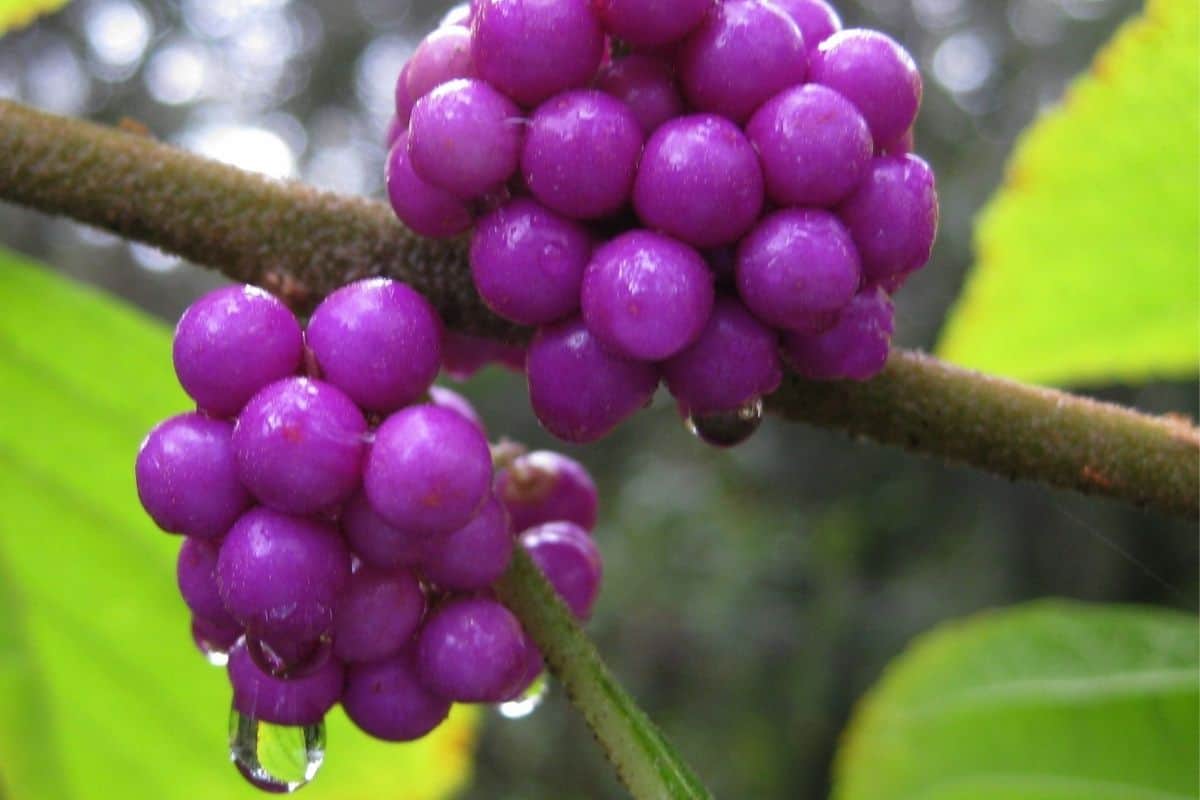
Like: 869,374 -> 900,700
341,490 -> 430,570
421,495 -> 513,591
522,90 -> 644,220
395,63 -> 415,126
441,331 -> 526,380
386,132 -> 474,239
178,537 -> 239,630
233,377 -> 366,515
526,317 -> 660,443
416,596 -> 527,702
228,640 -> 344,726
520,521 -> 602,621
771,0 -> 841,50
595,55 -> 686,136
136,413 -> 251,540
471,0 -> 605,107
581,230 -> 714,361
192,616 -> 242,660
677,0 -> 807,123
470,198 -> 592,325
746,83 -> 873,207
429,385 -> 485,432
342,649 -> 451,742
405,26 -> 475,104
306,278 -> 442,414
810,29 -> 922,146
217,508 -> 351,645
593,0 -> 713,49
364,404 -> 493,538
173,285 -> 303,419
385,115 -> 405,148
333,567 -> 426,663
877,127 -> 915,157
736,209 -> 861,332
495,450 -> 598,533
662,296 -> 782,416
633,114 -> 763,247
782,286 -> 894,381
503,633 -> 546,701
838,154 -> 938,282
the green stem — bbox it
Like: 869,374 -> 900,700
496,549 -> 713,800
0,100 -> 1196,518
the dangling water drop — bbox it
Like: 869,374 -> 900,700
191,619 -> 240,667
229,706 -> 325,794
497,672 -> 548,720
685,398 -> 764,448
245,635 -> 333,680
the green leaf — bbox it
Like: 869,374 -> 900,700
0,0 -> 70,35
937,0 -> 1200,386
833,601 -> 1199,800
0,250 -> 477,800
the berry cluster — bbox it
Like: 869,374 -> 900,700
135,280 -> 603,792
386,0 -> 938,447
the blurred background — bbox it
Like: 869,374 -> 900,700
0,1 -> 1195,798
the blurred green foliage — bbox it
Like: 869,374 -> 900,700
0,0 -> 68,35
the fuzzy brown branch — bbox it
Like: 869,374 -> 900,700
1,100 -> 1196,518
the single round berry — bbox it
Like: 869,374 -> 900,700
595,55 -> 686,136
495,450 -> 598,533
520,521 -> 603,621
228,639 -> 344,726
838,154 -> 938,282
678,0 -> 808,123
633,114 -> 763,247
736,209 -> 861,332
364,404 -> 493,538
429,385 -> 485,432
173,285 -> 303,419
581,230 -> 714,361
306,278 -> 442,414
178,537 -> 239,630
333,567 -> 426,664
136,413 -> 250,540
593,0 -> 712,49
810,29 -> 922,146
782,286 -> 894,381
416,596 -> 527,702
526,316 -> 660,443
421,495 -> 513,591
233,377 -> 366,515
522,90 -> 644,220
342,649 -> 451,742
471,0 -> 605,107
217,508 -> 351,645
405,25 -> 475,104
470,198 -> 591,325
386,133 -> 474,238
408,79 -> 523,199
441,331 -> 526,380
663,296 -> 782,416
341,490 -> 430,570
771,0 -> 841,50
746,83 -> 872,207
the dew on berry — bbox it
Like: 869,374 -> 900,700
229,707 -> 325,794
191,617 -> 241,667
685,397 -> 765,449
497,671 -> 548,719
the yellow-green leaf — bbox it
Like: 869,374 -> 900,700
0,250 -> 477,800
0,0 -> 70,35
937,0 -> 1200,386
833,601 -> 1199,800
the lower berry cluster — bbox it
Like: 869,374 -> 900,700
135,280 -> 603,792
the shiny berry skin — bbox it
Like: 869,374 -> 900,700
838,154 -> 938,282
405,25 -> 475,103
495,450 -> 598,533
782,286 -> 894,381
416,596 -> 528,702
592,0 -> 713,49
595,55 -> 686,136
333,566 -> 426,663
520,521 -> 603,621
386,132 -> 474,238
810,29 -> 922,146
228,639 -> 344,726
421,495 -> 513,591
342,649 -> 451,741
771,0 -> 841,50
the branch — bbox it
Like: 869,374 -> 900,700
1,100 -> 1196,518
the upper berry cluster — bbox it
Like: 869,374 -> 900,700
387,0 -> 939,447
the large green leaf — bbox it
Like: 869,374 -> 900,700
0,0 -> 70,34
937,0 -> 1200,386
0,251 -> 477,800
833,601 -> 1199,800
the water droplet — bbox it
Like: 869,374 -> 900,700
191,619 -> 240,667
685,398 -> 764,448
229,707 -> 325,794
246,635 -> 333,680
496,672 -> 548,719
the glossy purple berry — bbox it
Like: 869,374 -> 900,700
395,63 -> 415,126
341,490 -> 430,570
520,521 -> 602,621
429,385 -> 485,432
386,114 -> 405,148
342,648 -> 451,742
470,198 -> 592,325
581,230 -> 714,361
228,640 -> 344,726
217,508 -> 351,646
364,404 -> 493,538
736,209 -> 862,332
136,413 -> 250,540
416,596 -> 527,702
306,278 -> 442,414
633,114 -> 763,247
386,132 -> 474,238
810,29 -> 923,146
839,154 -> 938,282
178,537 -> 239,630
333,567 -> 426,663
421,495 -> 513,591
405,25 -> 475,103
678,0 -> 808,123
593,0 -> 712,48
747,83 -> 872,207
441,331 -> 526,380
495,450 -> 598,533
471,0 -> 605,107
663,297 -> 782,416
522,90 -> 643,220
173,285 -> 303,419
771,0 -> 841,50
877,127 -> 915,157
595,55 -> 686,136
526,317 -> 660,443
782,286 -> 894,381
233,378 -> 366,515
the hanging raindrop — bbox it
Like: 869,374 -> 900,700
685,398 -> 764,448
245,635 -> 334,680
229,706 -> 325,794
497,672 -> 549,720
